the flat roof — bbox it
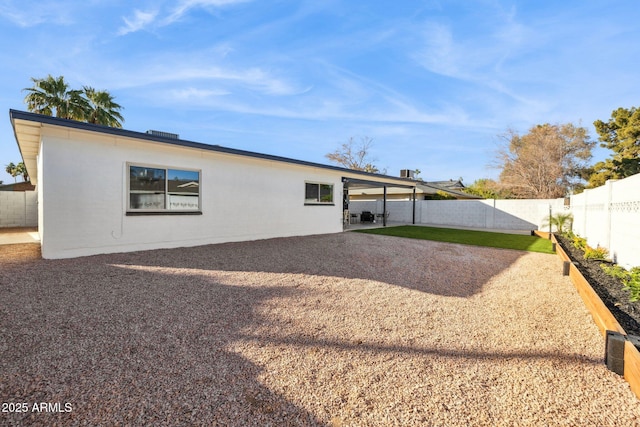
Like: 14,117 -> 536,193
10,109 -> 416,189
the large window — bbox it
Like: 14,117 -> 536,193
305,182 -> 334,205
128,164 -> 201,213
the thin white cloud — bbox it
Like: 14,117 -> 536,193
165,0 -> 252,24
118,0 -> 252,34
89,49 -> 307,99
118,9 -> 159,35
0,1 -> 76,27
169,87 -> 231,100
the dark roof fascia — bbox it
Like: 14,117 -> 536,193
9,109 -> 415,186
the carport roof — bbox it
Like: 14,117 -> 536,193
10,109 -> 416,189
342,177 -> 415,189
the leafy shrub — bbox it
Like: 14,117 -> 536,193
584,245 -> 610,261
602,264 -> 640,302
628,268 -> 640,302
542,212 -> 574,234
571,235 -> 588,251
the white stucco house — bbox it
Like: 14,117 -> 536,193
10,110 -> 415,259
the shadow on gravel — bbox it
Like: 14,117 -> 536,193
0,233 -> 531,425
238,335 -> 603,367
0,255 -> 325,426
100,232 -> 527,298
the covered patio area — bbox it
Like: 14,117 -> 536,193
342,176 -> 416,229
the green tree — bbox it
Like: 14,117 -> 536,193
23,75 -> 89,120
463,178 -> 508,198
4,162 -> 29,183
5,162 -> 17,182
23,75 -> 124,128
83,86 -> 125,128
495,123 -> 594,198
588,106 -> 640,187
15,162 -> 29,182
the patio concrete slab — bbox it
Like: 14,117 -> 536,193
0,227 -> 39,245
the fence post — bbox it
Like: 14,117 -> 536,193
605,179 -> 616,252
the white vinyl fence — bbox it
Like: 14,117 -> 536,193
570,174 -> 640,269
0,191 -> 37,228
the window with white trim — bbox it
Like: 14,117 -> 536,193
305,182 -> 334,205
128,164 -> 201,213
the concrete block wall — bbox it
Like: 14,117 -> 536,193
349,198 -> 565,231
0,191 -> 38,227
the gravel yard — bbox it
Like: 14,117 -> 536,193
2,232 -> 640,426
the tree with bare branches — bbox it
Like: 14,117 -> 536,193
325,137 -> 382,173
495,123 -> 594,198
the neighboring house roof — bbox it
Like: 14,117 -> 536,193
348,181 -> 480,200
425,179 -> 465,190
177,182 -> 199,188
10,109 -> 415,190
0,181 -> 35,191
416,182 -> 480,199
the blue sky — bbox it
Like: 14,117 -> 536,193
1,1 -> 639,185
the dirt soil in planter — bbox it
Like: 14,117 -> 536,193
555,234 -> 640,336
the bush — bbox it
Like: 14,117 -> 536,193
584,245 -> 610,261
602,264 -> 640,302
571,234 -> 588,251
542,212 -> 574,234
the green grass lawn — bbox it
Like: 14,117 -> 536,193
355,225 -> 555,254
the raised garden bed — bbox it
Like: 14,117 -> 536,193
546,232 -> 640,399
553,234 -> 640,336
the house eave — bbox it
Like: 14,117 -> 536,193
9,109 -> 416,189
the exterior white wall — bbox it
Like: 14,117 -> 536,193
570,175 -> 640,269
39,127 -> 346,259
0,191 -> 37,227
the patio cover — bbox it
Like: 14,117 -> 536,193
342,177 -> 417,226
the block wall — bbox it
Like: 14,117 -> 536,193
0,191 -> 37,227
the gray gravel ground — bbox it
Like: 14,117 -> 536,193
2,232 -> 640,426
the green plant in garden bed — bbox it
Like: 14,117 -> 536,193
542,212 -> 574,234
355,225 -> 555,254
602,264 -> 640,302
571,234 -> 588,251
584,245 -> 610,261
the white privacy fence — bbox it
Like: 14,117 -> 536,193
570,174 -> 640,269
0,191 -> 37,228
350,174 -> 640,268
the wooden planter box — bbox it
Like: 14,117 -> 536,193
534,230 -> 640,399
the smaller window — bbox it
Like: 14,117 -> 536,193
305,182 -> 334,205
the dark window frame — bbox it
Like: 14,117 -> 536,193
304,181 -> 335,206
127,163 -> 202,214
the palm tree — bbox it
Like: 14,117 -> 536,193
5,162 -> 17,182
23,75 -> 89,121
4,162 -> 29,183
15,162 -> 29,182
83,86 -> 124,128
542,212 -> 574,234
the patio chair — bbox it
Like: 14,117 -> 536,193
360,211 -> 375,223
